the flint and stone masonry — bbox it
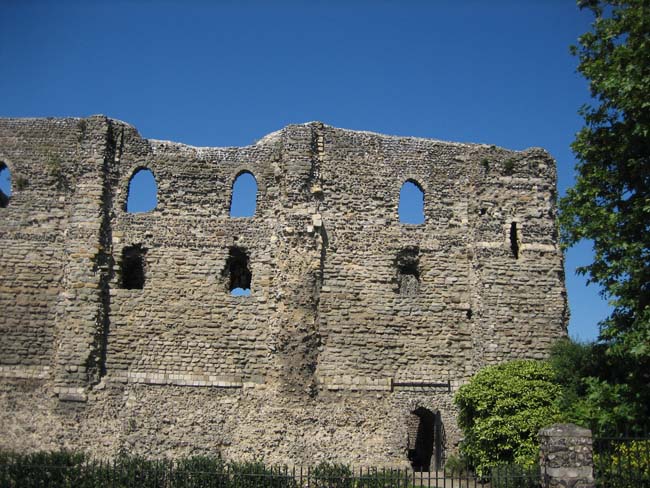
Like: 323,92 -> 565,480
0,116 -> 567,467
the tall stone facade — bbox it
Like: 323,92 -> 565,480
0,116 -> 567,467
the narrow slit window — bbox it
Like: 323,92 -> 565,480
126,168 -> 157,213
229,171 -> 257,217
0,163 -> 11,208
121,245 -> 147,290
223,247 -> 252,296
398,180 -> 425,224
396,247 -> 420,296
510,222 -> 520,259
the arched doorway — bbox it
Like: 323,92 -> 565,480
407,407 -> 443,471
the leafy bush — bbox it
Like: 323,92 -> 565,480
490,463 -> 540,488
170,455 -> 226,487
454,360 -> 563,477
443,453 -> 469,477
310,462 -> 353,488
356,468 -> 407,488
229,460 -> 296,488
549,338 -> 650,437
596,440 -> 650,488
609,440 -> 650,476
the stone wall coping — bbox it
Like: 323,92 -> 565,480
539,423 -> 593,438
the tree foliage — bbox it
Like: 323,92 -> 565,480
454,360 -> 563,476
549,339 -> 647,434
559,0 -> 650,433
561,0 -> 650,356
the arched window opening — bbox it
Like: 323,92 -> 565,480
0,163 -> 11,208
396,247 -> 420,296
121,245 -> 147,290
223,247 -> 252,296
407,407 -> 443,472
126,168 -> 157,213
229,171 -> 257,217
510,222 -> 520,259
398,180 -> 425,224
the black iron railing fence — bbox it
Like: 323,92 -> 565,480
593,434 -> 650,488
0,453 -> 540,488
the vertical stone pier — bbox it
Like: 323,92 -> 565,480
539,423 -> 595,488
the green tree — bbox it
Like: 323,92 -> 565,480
454,360 -> 563,477
559,0 -> 650,433
548,338 -> 644,434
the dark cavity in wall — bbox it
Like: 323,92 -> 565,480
396,247 -> 420,296
223,247 -> 251,295
407,407 -> 444,472
510,222 -> 520,259
121,245 -> 147,290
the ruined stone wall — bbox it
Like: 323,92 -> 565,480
0,116 -> 567,466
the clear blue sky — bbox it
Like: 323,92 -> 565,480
0,0 -> 610,341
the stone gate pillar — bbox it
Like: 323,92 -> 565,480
539,423 -> 595,488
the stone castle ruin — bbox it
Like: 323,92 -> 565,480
0,116 -> 567,468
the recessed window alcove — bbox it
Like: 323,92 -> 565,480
121,245 -> 147,290
396,247 -> 420,296
224,247 -> 252,296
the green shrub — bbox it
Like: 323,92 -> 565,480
14,176 -> 28,190
229,460 -> 296,488
490,463 -> 539,488
109,455 -> 172,488
596,440 -> 650,488
169,455 -> 225,487
443,453 -> 469,477
454,360 -> 563,477
311,462 -> 353,488
0,450 -> 88,488
503,158 -> 515,175
356,468 -> 406,488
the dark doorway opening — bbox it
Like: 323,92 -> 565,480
407,407 -> 443,471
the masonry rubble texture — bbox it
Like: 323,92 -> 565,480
539,424 -> 595,488
0,116 -> 568,466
